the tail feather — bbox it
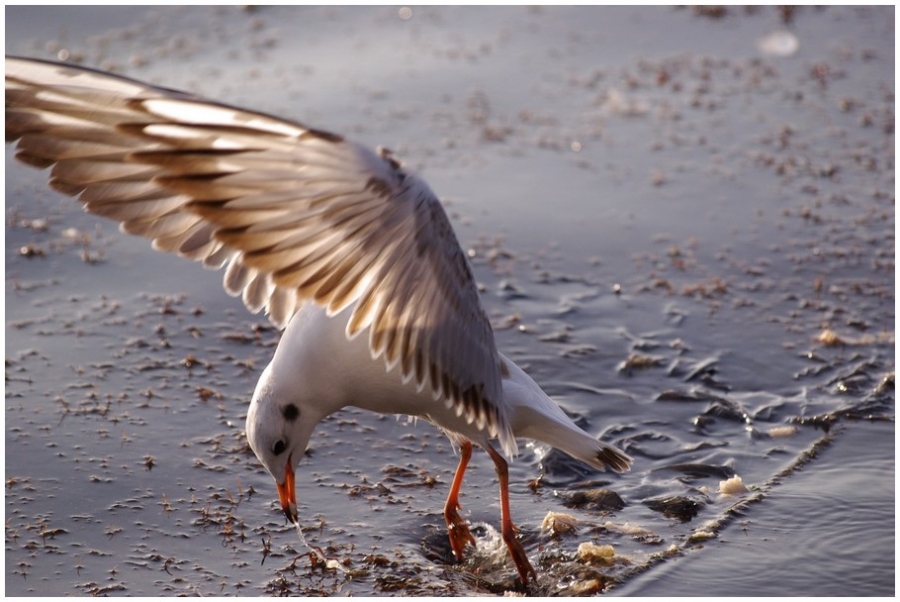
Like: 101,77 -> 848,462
500,354 -> 632,473
593,439 -> 632,473
519,414 -> 632,473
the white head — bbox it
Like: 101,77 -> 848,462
245,362 -> 321,523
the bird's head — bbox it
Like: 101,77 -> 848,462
245,363 -> 319,524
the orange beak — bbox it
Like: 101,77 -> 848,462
275,454 -> 298,523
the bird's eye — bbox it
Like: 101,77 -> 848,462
282,403 -> 299,422
272,440 -> 287,456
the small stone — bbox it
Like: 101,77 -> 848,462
563,488 -> 626,512
577,542 -> 616,564
540,511 -> 578,536
767,425 -> 798,438
644,496 -> 704,522
719,475 -> 749,495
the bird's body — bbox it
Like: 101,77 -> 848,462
5,56 -> 631,584
251,302 -> 628,474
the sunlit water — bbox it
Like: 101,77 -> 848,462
6,6 -> 894,596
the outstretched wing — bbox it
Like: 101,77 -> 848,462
5,56 -> 515,454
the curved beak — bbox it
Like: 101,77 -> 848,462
275,454 -> 298,523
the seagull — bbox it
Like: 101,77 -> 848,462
5,56 -> 632,584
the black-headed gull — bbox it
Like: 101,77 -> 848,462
5,56 -> 631,584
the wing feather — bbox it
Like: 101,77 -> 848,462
5,56 -> 515,455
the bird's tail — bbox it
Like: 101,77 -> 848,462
500,355 -> 632,473
525,415 -> 632,473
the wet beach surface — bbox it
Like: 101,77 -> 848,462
5,6 -> 894,596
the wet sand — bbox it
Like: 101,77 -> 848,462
6,6 -> 894,596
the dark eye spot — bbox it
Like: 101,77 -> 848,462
272,440 -> 286,456
282,403 -> 299,422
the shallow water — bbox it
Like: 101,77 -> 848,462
5,6 -> 894,596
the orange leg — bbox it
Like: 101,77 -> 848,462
443,440 -> 476,561
484,443 -> 537,584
